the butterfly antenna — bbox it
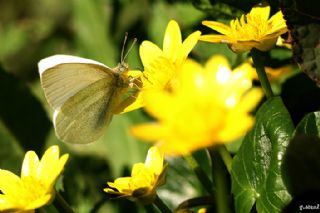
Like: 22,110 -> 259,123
121,32 -> 129,63
123,37 -> 137,62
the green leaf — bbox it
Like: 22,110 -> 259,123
284,112 -> 320,206
159,156 -> 204,210
72,0 -> 116,65
295,111 -> 320,136
232,97 -> 294,213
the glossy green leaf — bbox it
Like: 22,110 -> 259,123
232,97 -> 294,213
159,156 -> 204,210
295,111 -> 320,136
283,111 -> 320,206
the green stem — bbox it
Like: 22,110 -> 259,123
218,145 -> 232,174
251,48 -> 274,98
184,154 -> 215,195
53,191 -> 75,213
210,148 -> 231,213
153,194 -> 172,213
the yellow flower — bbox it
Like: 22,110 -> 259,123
246,57 -> 294,82
200,5 -> 287,53
0,146 -> 69,213
123,20 -> 201,112
104,146 -> 166,204
276,37 -> 292,49
131,55 -> 263,155
264,65 -> 293,82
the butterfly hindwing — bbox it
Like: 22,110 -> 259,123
53,77 -> 125,144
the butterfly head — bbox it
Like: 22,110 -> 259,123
117,61 -> 129,74
118,33 -> 137,74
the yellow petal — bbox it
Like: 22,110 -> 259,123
202,21 -> 231,35
103,188 -> 123,195
229,42 -> 255,53
131,163 -> 147,177
112,177 -> 132,192
0,169 -> 22,196
163,20 -> 182,61
249,5 -> 270,22
200,35 -> 234,44
269,11 -> 286,31
46,153 -> 68,185
205,55 -> 231,75
237,88 -> 263,113
144,147 -> 163,175
143,91 -> 176,121
140,41 -> 163,68
21,151 -> 39,179
0,195 -> 16,211
26,194 -> 52,210
218,114 -> 254,142
38,146 -> 60,179
176,31 -> 201,65
131,123 -> 164,141
38,146 -> 68,186
255,38 -> 278,51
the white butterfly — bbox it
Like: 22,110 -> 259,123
38,55 -> 138,144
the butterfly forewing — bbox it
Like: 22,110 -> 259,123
40,63 -> 113,109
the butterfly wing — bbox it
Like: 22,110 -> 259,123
38,55 -> 124,144
53,77 -> 124,144
38,55 -> 111,109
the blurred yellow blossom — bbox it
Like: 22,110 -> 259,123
0,146 -> 69,213
131,55 -> 263,155
255,64 -> 294,82
198,208 -> 208,213
104,146 -> 166,204
247,57 -> 294,82
123,20 -> 201,112
276,37 -> 292,49
200,5 -> 287,53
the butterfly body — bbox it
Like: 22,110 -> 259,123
39,55 -> 132,144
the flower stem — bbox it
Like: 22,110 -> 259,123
184,154 -> 215,195
209,148 -> 231,213
251,48 -> 274,98
153,194 -> 172,213
53,191 -> 75,213
218,145 -> 232,174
